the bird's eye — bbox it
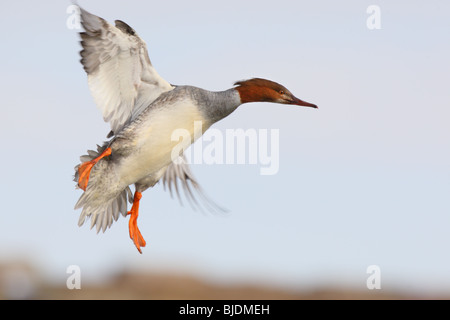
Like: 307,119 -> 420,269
279,90 -> 285,95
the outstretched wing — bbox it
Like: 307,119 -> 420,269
78,6 -> 173,134
162,156 -> 228,214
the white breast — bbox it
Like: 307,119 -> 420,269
116,99 -> 210,186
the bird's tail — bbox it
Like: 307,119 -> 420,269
74,143 -> 132,233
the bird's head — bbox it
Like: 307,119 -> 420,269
234,78 -> 317,108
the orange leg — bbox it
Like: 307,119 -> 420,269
128,191 -> 146,254
77,147 -> 112,191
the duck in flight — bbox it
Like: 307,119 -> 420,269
74,6 -> 317,253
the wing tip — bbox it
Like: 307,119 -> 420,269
115,20 -> 136,36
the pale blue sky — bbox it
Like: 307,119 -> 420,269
0,0 -> 449,294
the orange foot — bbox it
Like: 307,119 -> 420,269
78,147 -> 112,191
128,191 -> 146,254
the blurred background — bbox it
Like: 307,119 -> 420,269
0,0 -> 449,299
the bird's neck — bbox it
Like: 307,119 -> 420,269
194,84 -> 273,124
197,88 -> 243,123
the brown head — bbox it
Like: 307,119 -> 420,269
234,78 -> 317,108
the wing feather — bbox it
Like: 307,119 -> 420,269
162,157 -> 228,214
78,6 -> 173,134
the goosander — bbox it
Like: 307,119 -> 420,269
74,6 -> 317,253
